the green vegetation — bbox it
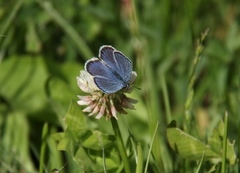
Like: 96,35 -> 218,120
0,0 -> 239,172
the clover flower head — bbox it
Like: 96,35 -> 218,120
76,70 -> 138,120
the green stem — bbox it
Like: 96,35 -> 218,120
161,73 -> 172,123
135,143 -> 143,173
39,123 -> 48,173
184,29 -> 209,131
111,118 -> 131,173
221,112 -> 228,173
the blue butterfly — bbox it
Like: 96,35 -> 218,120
85,45 -> 133,94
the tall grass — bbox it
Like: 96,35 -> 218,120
0,0 -> 239,172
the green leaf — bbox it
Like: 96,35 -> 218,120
167,120 -> 237,165
167,122 -> 220,160
0,56 -> 48,114
74,147 -> 98,171
82,130 -> 115,150
46,61 -> 81,119
51,132 -> 64,143
46,76 -> 77,121
52,101 -> 120,172
1,111 -> 36,172
64,101 -> 87,134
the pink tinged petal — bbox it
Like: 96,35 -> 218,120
95,113 -> 103,119
95,105 -> 105,119
77,95 -> 91,100
78,95 -> 97,103
109,99 -> 118,119
88,112 -> 95,116
95,98 -> 107,119
83,107 -> 95,113
111,107 -> 118,119
77,95 -> 101,107
99,104 -> 106,115
88,104 -> 100,116
82,106 -> 93,113
77,100 -> 91,105
82,102 -> 98,112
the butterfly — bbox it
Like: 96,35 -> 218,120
85,45 -> 133,94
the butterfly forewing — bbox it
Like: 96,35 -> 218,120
85,58 -> 113,78
100,46 -> 132,82
113,51 -> 132,82
100,46 -> 122,70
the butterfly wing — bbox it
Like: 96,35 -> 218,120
100,46 -> 132,82
85,58 -> 110,76
85,58 -> 124,94
99,46 -> 120,68
94,76 -> 124,94
113,51 -> 132,82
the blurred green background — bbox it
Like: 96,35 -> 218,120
0,0 -> 239,172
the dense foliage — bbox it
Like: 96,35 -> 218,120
0,0 -> 239,172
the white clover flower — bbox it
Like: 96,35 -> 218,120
76,70 -> 138,120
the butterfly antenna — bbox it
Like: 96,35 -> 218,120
133,85 -> 141,90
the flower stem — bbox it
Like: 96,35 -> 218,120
111,118 -> 131,173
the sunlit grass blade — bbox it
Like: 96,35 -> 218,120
39,123 -> 48,173
221,112 -> 228,173
144,122 -> 159,173
97,133 -> 107,173
135,143 -> 143,173
0,0 -> 24,62
0,0 -> 24,38
160,73 -> 172,123
195,153 -> 205,173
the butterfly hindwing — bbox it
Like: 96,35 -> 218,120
94,76 -> 124,94
85,57 -> 124,94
